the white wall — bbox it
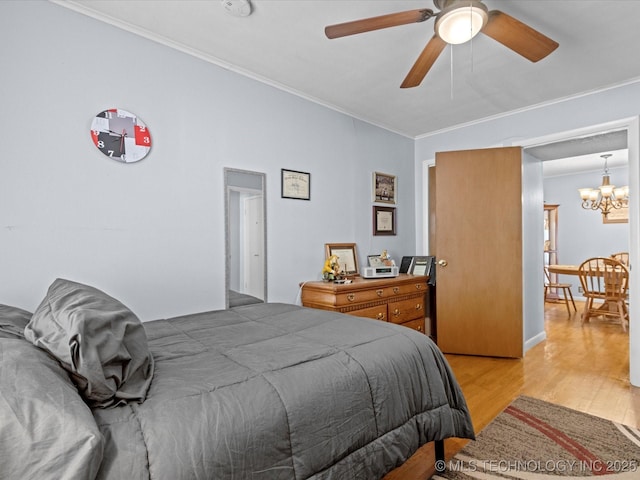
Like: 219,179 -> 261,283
0,1 -> 415,320
522,151 -> 545,349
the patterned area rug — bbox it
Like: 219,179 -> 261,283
434,396 -> 640,479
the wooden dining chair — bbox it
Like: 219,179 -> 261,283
544,266 -> 576,315
577,257 -> 629,331
611,252 -> 629,266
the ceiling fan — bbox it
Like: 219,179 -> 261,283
325,0 -> 559,88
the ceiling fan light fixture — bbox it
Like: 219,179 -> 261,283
435,2 -> 488,45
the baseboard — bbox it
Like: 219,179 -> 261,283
524,330 -> 546,352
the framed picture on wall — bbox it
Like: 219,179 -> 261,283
373,171 -> 396,204
281,169 -> 310,200
603,206 -> 628,224
373,206 -> 396,236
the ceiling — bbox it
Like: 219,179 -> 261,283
529,130 -> 628,178
53,0 -> 640,140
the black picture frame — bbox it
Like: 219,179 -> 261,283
399,256 -> 414,274
373,206 -> 396,236
409,256 -> 434,276
281,169 -> 310,200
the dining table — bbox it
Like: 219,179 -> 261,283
546,264 -> 579,276
547,262 -> 629,324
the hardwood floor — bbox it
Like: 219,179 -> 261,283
384,300 -> 640,479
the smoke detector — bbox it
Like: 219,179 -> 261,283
221,0 -> 252,17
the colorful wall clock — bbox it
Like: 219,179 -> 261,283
90,108 -> 151,163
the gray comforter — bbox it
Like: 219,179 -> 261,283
1,301 -> 473,480
93,303 -> 473,479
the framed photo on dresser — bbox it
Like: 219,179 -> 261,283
409,256 -> 434,276
325,243 -> 359,275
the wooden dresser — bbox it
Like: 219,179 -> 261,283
300,274 -> 428,333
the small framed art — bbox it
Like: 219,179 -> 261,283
409,256 -> 434,276
373,206 -> 396,236
603,206 -> 628,224
281,169 -> 310,200
373,171 -> 396,204
325,243 -> 359,275
367,255 -> 385,267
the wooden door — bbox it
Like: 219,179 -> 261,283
434,147 -> 523,358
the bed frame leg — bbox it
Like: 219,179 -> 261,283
435,440 -> 445,473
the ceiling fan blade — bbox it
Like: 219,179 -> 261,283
482,10 -> 559,62
325,8 -> 434,39
401,34 -> 447,88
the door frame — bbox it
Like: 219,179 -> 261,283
519,117 -> 640,385
242,194 -> 264,300
421,116 -> 640,384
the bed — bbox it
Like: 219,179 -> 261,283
1,278 -> 474,480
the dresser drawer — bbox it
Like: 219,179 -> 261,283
334,287 -> 391,306
399,318 -> 425,333
300,274 -> 429,334
333,281 -> 426,306
388,296 -> 425,324
388,281 -> 427,297
345,304 -> 387,321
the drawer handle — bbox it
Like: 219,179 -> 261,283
393,308 -> 400,317
347,294 -> 356,302
376,289 -> 384,297
415,284 -> 423,290
393,287 -> 400,294
376,312 -> 385,320
417,325 -> 423,332
415,303 -> 422,311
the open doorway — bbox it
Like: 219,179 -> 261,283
420,117 -> 639,383
521,118 -> 640,387
525,130 -> 630,302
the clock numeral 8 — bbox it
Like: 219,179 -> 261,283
97,140 -> 105,148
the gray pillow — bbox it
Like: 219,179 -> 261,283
0,304 -> 32,339
24,278 -> 155,408
0,338 -> 104,478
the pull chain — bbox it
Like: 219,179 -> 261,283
450,46 -> 454,99
469,2 -> 474,73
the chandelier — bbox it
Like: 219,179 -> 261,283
578,154 -> 629,217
